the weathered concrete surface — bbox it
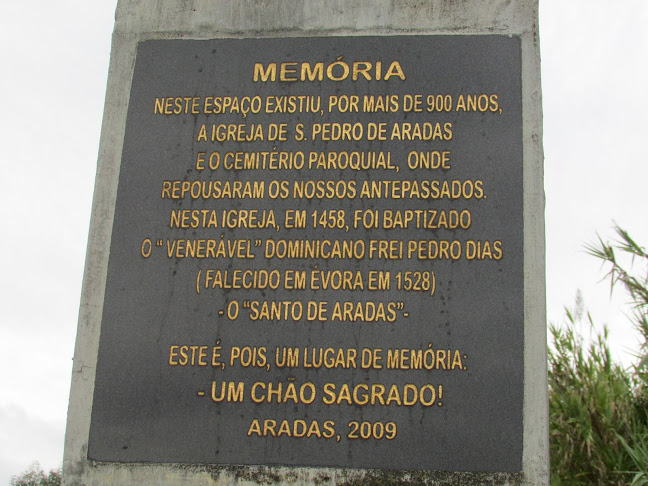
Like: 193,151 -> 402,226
63,0 -> 546,484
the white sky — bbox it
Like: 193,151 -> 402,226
1,0 -> 647,482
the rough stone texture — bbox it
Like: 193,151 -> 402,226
63,1 -> 546,484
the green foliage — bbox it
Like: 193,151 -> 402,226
549,308 -> 636,485
549,226 -> 648,485
586,225 -> 648,374
10,462 -> 61,486
620,435 -> 648,486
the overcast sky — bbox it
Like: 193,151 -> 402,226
1,0 -> 647,482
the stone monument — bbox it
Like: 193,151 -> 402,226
63,1 -> 547,484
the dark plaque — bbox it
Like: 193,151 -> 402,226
89,36 -> 523,472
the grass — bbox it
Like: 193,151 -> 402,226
550,226 -> 648,485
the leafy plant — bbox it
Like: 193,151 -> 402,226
586,225 -> 648,375
586,226 -> 648,485
10,462 -> 61,486
549,306 -> 636,485
620,435 -> 648,486
549,225 -> 648,485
